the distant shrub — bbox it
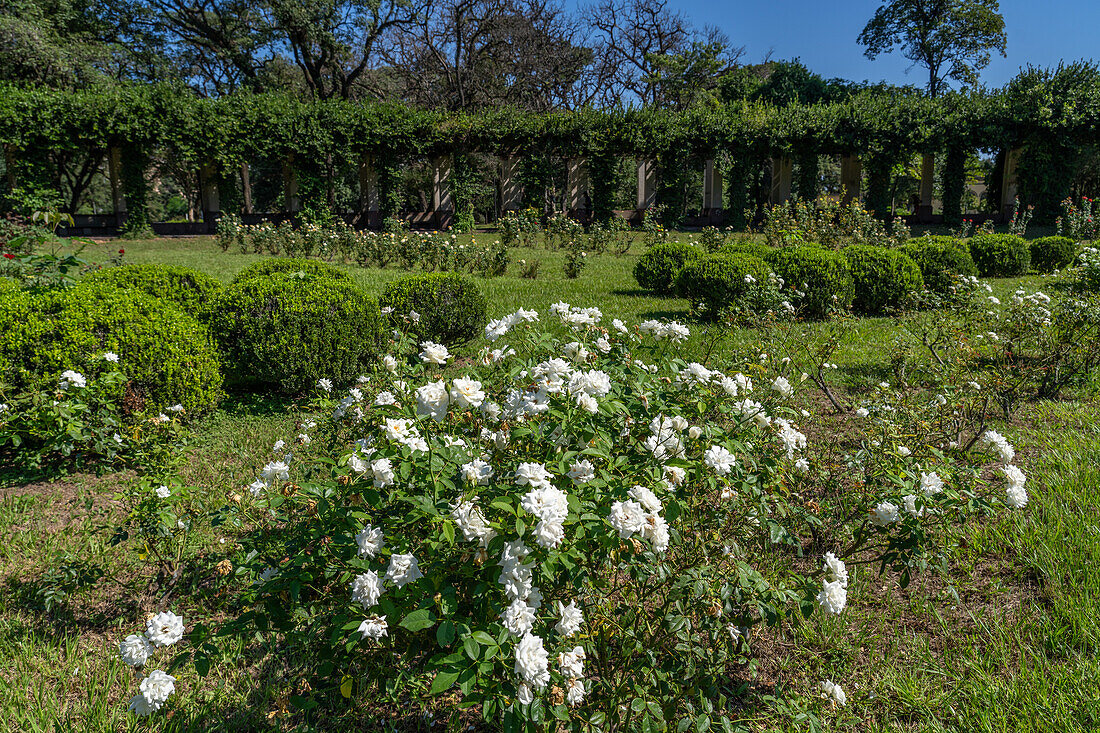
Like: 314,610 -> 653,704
84,264 -> 224,318
767,246 -> 855,318
900,237 -> 978,294
968,234 -> 1030,277
232,257 -> 353,285
719,241 -> 776,262
209,273 -> 382,393
0,282 -> 223,412
379,272 -> 489,346
633,242 -> 704,294
841,246 -> 924,315
1028,236 -> 1077,273
674,253 -> 771,320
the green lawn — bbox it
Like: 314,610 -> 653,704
1,233 -> 1095,731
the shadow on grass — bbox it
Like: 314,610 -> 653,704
610,287 -> 660,298
215,391 -> 302,418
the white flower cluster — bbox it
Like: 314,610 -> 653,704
816,552 -> 848,615
120,611 -> 185,716
638,319 -> 690,342
58,369 -> 86,390
608,485 -> 670,552
550,301 -> 602,329
485,308 -> 540,341
979,430 -> 1028,508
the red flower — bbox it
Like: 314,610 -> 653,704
118,248 -> 125,255
2,253 -> 14,259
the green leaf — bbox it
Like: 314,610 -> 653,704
436,620 -> 455,646
471,630 -> 497,645
430,669 -> 460,695
399,608 -> 436,632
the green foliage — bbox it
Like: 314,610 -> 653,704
208,272 -> 382,393
119,146 -> 152,238
841,245 -> 924,315
633,242 -> 704,294
719,241 -> 774,261
674,253 -> 771,320
901,236 -> 978,294
968,234 -> 1031,277
759,198 -> 908,248
84,264 -> 224,318
767,246 -> 855,318
0,282 -> 223,412
0,363 -> 186,474
1028,236 -> 1077,273
231,257 -> 352,285
857,0 -> 1007,97
378,272 -> 489,346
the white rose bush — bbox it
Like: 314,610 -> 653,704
142,303 -> 1029,730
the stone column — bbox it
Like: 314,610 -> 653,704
240,162 -> 253,215
702,159 -> 723,211
636,158 -> 656,211
840,155 -> 862,204
918,153 -> 935,219
1001,148 -> 1022,219
769,157 -> 792,205
501,155 -> 524,212
282,155 -> 300,213
108,147 -> 126,226
199,163 -> 221,225
359,156 -> 379,215
432,155 -> 454,228
567,157 -> 589,214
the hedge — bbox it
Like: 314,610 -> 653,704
84,264 -> 224,318
968,234 -> 1031,277
674,253 -> 771,320
379,272 -> 489,345
767,246 -> 854,318
634,242 -> 705,294
0,282 -> 223,412
209,272 -> 382,393
841,246 -> 924,315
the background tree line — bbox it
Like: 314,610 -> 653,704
0,0 -> 1009,111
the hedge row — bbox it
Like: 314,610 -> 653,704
5,63 -> 1100,223
0,260 -> 490,410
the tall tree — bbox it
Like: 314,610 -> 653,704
857,0 -> 1006,97
0,0 -> 166,87
147,0 -> 429,98
382,0 -> 590,111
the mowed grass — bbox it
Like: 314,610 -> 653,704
0,233 -> 1094,731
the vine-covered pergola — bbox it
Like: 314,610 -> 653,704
2,65 -> 1097,233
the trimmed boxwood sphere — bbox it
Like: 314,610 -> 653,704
84,263 -> 224,318
674,253 -> 771,320
767,246 -> 854,319
232,257 -> 353,285
841,245 -> 924,315
1028,236 -> 1077,273
209,272 -> 382,393
634,242 -> 704,294
968,234 -> 1030,277
900,237 -> 978,294
379,272 -> 488,345
0,282 -> 223,412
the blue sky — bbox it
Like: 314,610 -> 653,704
572,0 -> 1100,90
